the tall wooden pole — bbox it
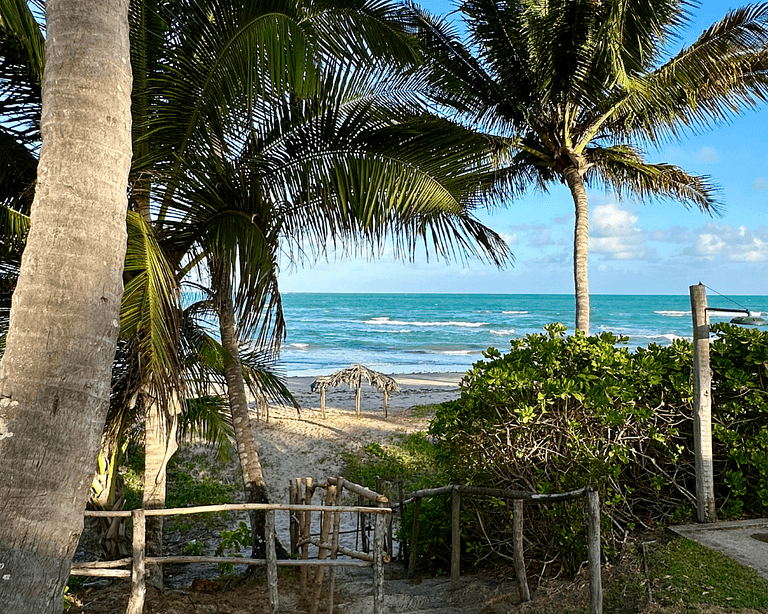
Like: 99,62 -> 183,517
586,490 -> 603,614
690,284 -> 716,522
451,487 -> 461,588
126,509 -> 146,614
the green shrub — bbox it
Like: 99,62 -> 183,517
424,323 -> 768,573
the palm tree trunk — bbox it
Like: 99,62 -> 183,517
0,1 -> 132,611
215,273 -> 272,558
563,166 -> 591,335
142,395 -> 179,589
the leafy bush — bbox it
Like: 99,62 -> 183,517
342,433 -> 455,570
425,323 -> 768,573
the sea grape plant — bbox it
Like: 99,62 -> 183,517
423,323 -> 768,572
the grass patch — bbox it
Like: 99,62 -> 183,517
119,446 -> 238,532
342,432 -> 447,494
409,403 -> 440,419
648,536 -> 768,611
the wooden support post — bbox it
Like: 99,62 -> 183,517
125,509 -> 146,614
328,477 -> 344,614
398,482 -> 408,567
320,387 -> 326,419
311,486 -> 335,614
407,497 -> 422,578
373,511 -> 387,614
383,391 -> 388,418
289,479 -> 299,555
690,283 -> 716,522
586,489 -> 603,614
451,487 -> 461,588
355,385 -> 362,416
359,495 -> 369,553
512,500 -> 530,602
375,477 -> 390,556
300,478 -> 314,591
266,510 -> 279,613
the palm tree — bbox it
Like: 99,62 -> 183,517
159,46 -> 511,555
0,0 -> 132,611
408,0 -> 768,333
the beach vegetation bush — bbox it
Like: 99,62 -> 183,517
423,323 -> 768,573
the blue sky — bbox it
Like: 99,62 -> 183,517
280,0 -> 768,296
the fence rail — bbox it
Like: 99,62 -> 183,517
403,484 -> 602,614
72,478 -> 391,614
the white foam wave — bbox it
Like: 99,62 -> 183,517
287,343 -> 309,350
443,350 -> 474,355
660,333 -> 683,342
654,310 -> 690,317
365,317 -> 486,328
490,329 -> 515,336
502,310 -> 528,315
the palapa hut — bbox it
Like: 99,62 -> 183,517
311,364 -> 400,418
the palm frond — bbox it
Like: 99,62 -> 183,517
0,0 -> 44,80
177,395 -> 234,458
606,3 -> 768,145
587,143 -> 722,214
120,211 -> 183,404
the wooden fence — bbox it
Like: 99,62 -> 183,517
402,484 -> 602,614
71,477 -> 391,614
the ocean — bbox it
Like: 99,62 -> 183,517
277,293 -> 768,377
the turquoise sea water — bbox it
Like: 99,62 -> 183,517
278,293 -> 768,376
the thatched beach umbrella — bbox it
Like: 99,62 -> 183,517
313,364 -> 400,417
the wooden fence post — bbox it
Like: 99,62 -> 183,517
407,497 -> 422,578
266,510 -> 279,613
586,489 -> 603,614
373,511 -> 387,614
512,499 -> 530,602
398,482 -> 408,567
289,479 -> 298,555
311,486 -> 335,614
690,283 -> 716,522
301,478 -> 314,591
328,478 -> 344,614
451,487 -> 461,588
125,509 -> 146,614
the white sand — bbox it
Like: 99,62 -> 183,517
250,372 -> 463,505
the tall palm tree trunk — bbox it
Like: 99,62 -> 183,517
0,1 -> 132,611
215,273 -> 272,558
563,166 -> 591,334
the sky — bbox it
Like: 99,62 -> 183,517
279,0 -> 768,296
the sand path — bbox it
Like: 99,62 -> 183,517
252,372 -> 462,505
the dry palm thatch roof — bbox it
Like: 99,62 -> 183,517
323,364 -> 400,394
311,364 -> 400,417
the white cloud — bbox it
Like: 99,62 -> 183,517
589,203 -> 646,260
752,177 -> 768,191
696,147 -> 719,163
500,232 -> 517,245
682,223 -> 768,262
508,223 -> 560,247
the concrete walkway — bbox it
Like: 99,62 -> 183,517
669,518 -> 768,580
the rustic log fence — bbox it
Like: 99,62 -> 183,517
71,477 -> 391,614
400,484 -> 602,614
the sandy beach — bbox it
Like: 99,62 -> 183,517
251,371 -> 463,504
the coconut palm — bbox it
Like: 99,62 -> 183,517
0,1 -> 132,611
158,49 -> 511,555
0,0 -> 511,567
408,0 -> 768,333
